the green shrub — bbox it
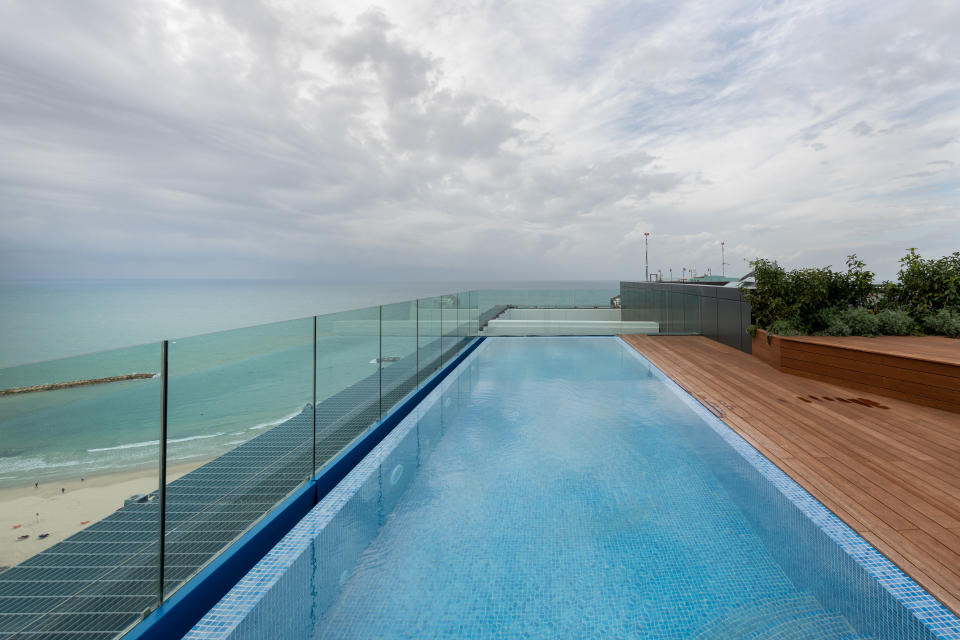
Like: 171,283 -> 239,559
875,309 -> 913,335
883,249 -> 960,320
823,316 -> 852,336
814,306 -> 843,328
841,308 -> 879,336
923,309 -> 960,338
744,250 -> 959,336
767,318 -> 802,336
743,255 -> 876,334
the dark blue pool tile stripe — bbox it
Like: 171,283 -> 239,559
616,337 -> 960,640
182,341 -> 491,639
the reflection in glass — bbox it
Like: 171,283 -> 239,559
164,318 -> 314,596
0,342 -> 162,636
417,298 -> 442,385
314,307 -> 381,473
381,301 -> 418,415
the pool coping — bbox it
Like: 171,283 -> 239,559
616,336 -> 960,639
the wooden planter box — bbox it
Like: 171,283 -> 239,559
751,329 -> 960,414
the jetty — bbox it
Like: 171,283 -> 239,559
0,373 -> 156,397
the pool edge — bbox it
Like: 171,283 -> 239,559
615,336 -> 960,640
123,337 -> 486,640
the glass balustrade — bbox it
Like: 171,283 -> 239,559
0,284 -> 698,639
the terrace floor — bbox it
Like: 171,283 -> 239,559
620,334 -> 960,616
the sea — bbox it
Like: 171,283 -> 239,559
0,279 -> 617,488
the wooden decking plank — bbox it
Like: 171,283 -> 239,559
781,356 -> 960,403
858,530 -> 960,616
643,340 -> 954,468
780,367 -> 960,413
784,340 -> 960,379
890,461 -> 960,509
639,340 -> 960,531
870,524 -> 960,609
900,529 -> 960,586
781,343 -> 960,386
619,334 -> 960,617
787,335 -> 960,367
620,342 -> 956,502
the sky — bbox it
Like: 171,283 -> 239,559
0,0 -> 957,283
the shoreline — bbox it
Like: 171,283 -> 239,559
0,459 -> 210,569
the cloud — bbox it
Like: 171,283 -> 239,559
0,0 -> 958,282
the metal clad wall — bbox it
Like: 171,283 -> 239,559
700,292 -> 718,341
717,297 -> 743,351
620,281 -> 751,353
739,301 -> 753,354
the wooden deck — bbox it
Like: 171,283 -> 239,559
752,331 -> 960,413
620,334 -> 960,616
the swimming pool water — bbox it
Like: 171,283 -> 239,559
189,336 -> 958,640
310,337 -> 864,638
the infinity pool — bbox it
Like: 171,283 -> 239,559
188,337 -> 954,639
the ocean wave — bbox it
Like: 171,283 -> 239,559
169,432 -> 226,445
248,408 -> 303,430
0,455 -> 83,472
87,440 -> 157,453
87,432 -> 226,453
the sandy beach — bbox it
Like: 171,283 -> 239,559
0,460 -> 209,568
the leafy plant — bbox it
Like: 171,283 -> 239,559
923,309 -> 960,338
768,318 -> 802,336
841,308 -> 879,336
742,254 -> 876,334
842,255 -> 876,309
883,249 -> 960,320
875,309 -> 913,335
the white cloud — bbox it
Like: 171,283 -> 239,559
0,0 -> 957,282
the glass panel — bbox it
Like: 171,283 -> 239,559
440,293 -> 457,366
477,290 -> 507,334
417,297 -> 442,385
457,291 -> 469,345
573,289 -> 619,308
468,290 -> 479,337
164,318 -> 313,596
380,301 -> 417,414
0,343 -> 162,636
315,306 -> 381,473
495,289 -> 575,308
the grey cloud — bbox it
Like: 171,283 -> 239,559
1,0 -> 958,284
0,1 -> 691,282
387,91 -> 526,158
329,9 -> 436,103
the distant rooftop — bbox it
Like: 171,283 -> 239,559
690,275 -> 739,283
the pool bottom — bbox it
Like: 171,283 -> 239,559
186,337 -> 960,640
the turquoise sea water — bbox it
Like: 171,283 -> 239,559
0,279 -> 614,487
